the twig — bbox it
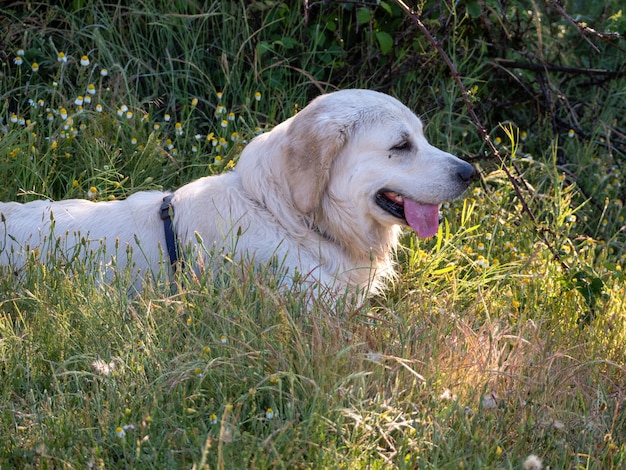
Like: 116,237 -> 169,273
493,58 -> 626,77
392,0 -> 569,271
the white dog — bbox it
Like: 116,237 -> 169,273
0,90 -> 474,300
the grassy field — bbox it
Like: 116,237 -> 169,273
1,1 -> 625,468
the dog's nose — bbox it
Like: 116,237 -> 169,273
457,161 -> 476,183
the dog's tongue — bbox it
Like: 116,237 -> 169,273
404,199 -> 440,238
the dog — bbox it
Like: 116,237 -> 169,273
0,89 -> 474,301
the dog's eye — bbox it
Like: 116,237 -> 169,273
391,141 -> 412,152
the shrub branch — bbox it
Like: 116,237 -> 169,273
549,0 -> 625,51
493,58 -> 626,78
393,0 -> 570,271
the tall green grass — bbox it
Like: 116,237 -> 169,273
1,1 -> 625,468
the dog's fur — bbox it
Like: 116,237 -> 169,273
0,90 -> 474,299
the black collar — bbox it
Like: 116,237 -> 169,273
160,195 -> 181,269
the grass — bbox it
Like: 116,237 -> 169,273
1,1 -> 625,468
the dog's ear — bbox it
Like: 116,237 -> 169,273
283,106 -> 348,214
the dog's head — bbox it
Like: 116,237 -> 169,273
237,89 -> 475,240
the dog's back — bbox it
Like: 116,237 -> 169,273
0,192 -> 167,278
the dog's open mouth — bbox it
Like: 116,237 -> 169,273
375,190 -> 441,239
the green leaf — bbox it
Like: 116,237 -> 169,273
466,0 -> 481,19
357,7 -> 371,25
375,31 -> 393,55
256,41 -> 271,58
379,1 -> 393,15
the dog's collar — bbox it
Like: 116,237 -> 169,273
160,195 -> 181,269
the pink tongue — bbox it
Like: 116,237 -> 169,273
404,199 -> 440,238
